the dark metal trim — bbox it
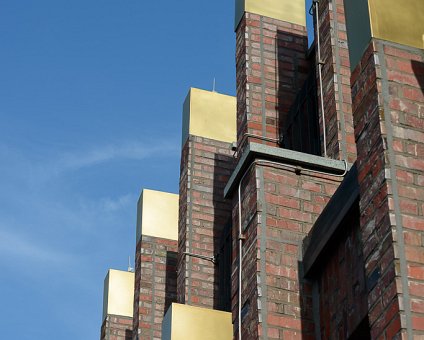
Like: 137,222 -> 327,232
224,142 -> 347,197
302,164 -> 359,277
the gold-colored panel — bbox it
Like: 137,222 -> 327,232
102,269 -> 134,321
182,88 -> 236,145
235,0 -> 306,30
368,0 -> 424,50
162,303 -> 233,340
136,189 -> 179,242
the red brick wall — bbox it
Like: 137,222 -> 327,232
314,0 -> 356,161
101,315 -> 133,340
235,13 -> 309,153
352,38 -> 424,338
231,165 -> 259,339
232,161 -> 343,339
133,236 -> 177,340
177,135 -> 235,309
315,206 -> 369,338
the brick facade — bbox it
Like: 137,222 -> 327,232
231,3 -> 360,339
132,236 -> 177,340
231,160 -> 344,339
352,39 -> 424,338
314,204 -> 369,339
101,315 -> 133,340
177,135 -> 235,309
314,0 -> 356,162
100,1 -> 424,339
235,12 -> 309,153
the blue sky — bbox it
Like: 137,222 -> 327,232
0,1 -> 313,339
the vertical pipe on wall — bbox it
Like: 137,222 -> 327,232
313,0 -> 328,158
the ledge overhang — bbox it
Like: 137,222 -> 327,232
224,143 -> 348,198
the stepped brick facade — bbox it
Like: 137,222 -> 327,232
101,0 -> 424,339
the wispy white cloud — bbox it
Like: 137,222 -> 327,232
0,228 -> 76,266
98,193 -> 136,212
53,140 -> 179,173
0,137 -> 177,322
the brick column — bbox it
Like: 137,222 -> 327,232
235,0 -> 310,153
133,236 -> 177,340
101,316 -> 133,340
132,190 -> 178,340
225,146 -> 347,339
313,0 -> 356,161
346,0 -> 424,337
177,88 -> 236,310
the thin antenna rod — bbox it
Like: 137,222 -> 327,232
212,77 -> 216,92
128,256 -> 134,272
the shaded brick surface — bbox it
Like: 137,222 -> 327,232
314,205 -> 369,339
314,0 -> 356,162
236,13 -> 310,153
352,38 -> 424,338
101,315 -> 133,340
177,135 -> 235,310
132,236 -> 177,340
232,161 -> 343,339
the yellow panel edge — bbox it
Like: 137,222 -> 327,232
138,189 -> 179,241
185,87 -> 237,144
162,303 -> 233,340
235,0 -> 306,30
103,269 -> 134,320
369,0 -> 424,50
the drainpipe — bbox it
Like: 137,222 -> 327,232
311,0 -> 328,158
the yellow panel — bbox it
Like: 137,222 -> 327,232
102,269 -> 134,320
162,303 -> 233,340
235,0 -> 306,30
182,88 -> 237,145
368,0 -> 424,50
137,189 -> 179,241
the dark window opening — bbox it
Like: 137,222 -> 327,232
216,220 -> 232,312
281,64 -> 321,156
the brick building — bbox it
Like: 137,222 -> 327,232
101,0 -> 424,339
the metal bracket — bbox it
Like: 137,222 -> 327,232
183,252 -> 217,264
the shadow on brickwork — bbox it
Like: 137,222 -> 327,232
164,250 -> 178,314
212,153 -> 235,312
125,329 -> 132,340
411,60 -> 424,95
298,198 -> 371,339
276,30 -> 321,156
